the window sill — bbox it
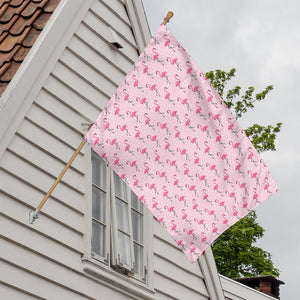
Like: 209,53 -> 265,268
82,258 -> 156,300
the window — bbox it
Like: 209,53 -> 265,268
91,151 -> 148,282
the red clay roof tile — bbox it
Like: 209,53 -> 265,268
0,59 -> 20,82
0,26 -> 30,51
13,43 -> 29,61
10,9 -> 40,34
0,14 -> 17,35
21,26 -> 39,47
21,0 -> 47,18
33,10 -> 49,29
0,3 -> 9,19
0,43 -> 20,66
0,0 -> 61,95
0,0 -> 29,22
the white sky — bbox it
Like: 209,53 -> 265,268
142,1 -> 300,299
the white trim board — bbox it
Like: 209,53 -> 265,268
0,0 -> 94,160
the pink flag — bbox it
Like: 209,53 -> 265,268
85,24 -> 278,262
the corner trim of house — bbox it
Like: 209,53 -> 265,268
0,0 -> 93,160
197,247 -> 225,300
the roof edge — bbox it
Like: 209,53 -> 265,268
0,0 -> 93,160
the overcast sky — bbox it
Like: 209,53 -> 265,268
142,1 -> 299,298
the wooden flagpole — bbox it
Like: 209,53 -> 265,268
29,11 -> 174,224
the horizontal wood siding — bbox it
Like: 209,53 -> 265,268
0,0 -> 211,299
153,220 -> 210,299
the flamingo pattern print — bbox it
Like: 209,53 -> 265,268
85,24 -> 278,263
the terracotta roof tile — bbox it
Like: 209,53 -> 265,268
0,3 -> 9,19
0,26 -> 30,51
0,13 -> 17,35
10,0 -> 24,6
0,60 -> 10,76
0,59 -> 20,82
33,10 -> 49,29
0,0 -> 61,95
0,0 -> 29,22
43,0 -> 58,13
10,9 -> 40,34
13,44 -> 29,61
0,43 -> 20,66
21,0 -> 47,18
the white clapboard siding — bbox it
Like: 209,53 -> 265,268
153,220 -> 210,299
0,0 -> 217,299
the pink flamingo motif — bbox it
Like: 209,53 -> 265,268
166,159 -> 176,167
126,110 -> 137,118
171,220 -> 179,233
187,136 -> 197,143
152,48 -> 159,60
216,129 -> 226,147
132,74 -> 138,87
213,178 -> 222,194
212,223 -> 219,234
229,141 -> 242,155
242,198 -> 251,211
196,173 -> 208,186
156,70 -> 167,78
145,182 -> 155,190
162,185 -> 169,197
183,228 -> 196,240
248,169 -> 258,179
136,96 -> 147,105
208,112 -> 222,126
93,133 -> 99,145
113,103 -> 120,115
175,74 -> 181,87
264,177 -> 270,191
201,232 -> 208,243
142,61 -> 148,73
147,134 -> 157,142
163,33 -> 170,47
164,87 -> 170,100
253,187 -> 258,201
152,197 -> 158,208
117,124 -> 126,131
202,189 -> 209,202
164,205 -> 177,217
186,60 -> 192,74
195,102 -> 206,119
215,199 -> 227,212
157,121 -> 167,129
225,190 -> 236,202
113,153 -> 119,165
154,99 -> 161,112
184,113 -> 192,126
167,56 -> 177,64
207,90 -> 213,102
236,180 -> 246,188
228,117 -> 234,131
174,125 -> 184,141
232,206 -> 240,218
144,162 -> 149,174
188,84 -> 199,92
181,209 -> 191,223
206,163 -> 219,177
124,139 -> 134,154
104,119 -> 110,130
223,168 -> 234,186
199,72 -> 207,80
123,88 -> 129,101
222,214 -> 229,225
175,194 -> 187,206
217,152 -> 230,166
235,157 -> 245,176
204,141 -> 214,158
247,146 -> 258,165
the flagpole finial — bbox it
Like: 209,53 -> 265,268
163,11 -> 174,25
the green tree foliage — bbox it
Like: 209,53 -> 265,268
206,68 -> 281,278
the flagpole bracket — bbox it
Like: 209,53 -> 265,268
29,209 -> 40,224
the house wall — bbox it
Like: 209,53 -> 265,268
0,0 -> 211,299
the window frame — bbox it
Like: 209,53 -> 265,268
84,150 -> 154,289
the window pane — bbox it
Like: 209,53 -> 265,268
131,210 -> 143,244
92,152 -> 106,189
92,186 -> 106,222
131,191 -> 143,213
92,220 -> 105,257
118,231 -> 131,266
133,243 -> 143,276
113,171 -> 127,200
116,198 -> 129,233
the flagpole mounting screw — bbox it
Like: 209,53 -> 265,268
163,11 -> 174,25
29,209 -> 40,224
